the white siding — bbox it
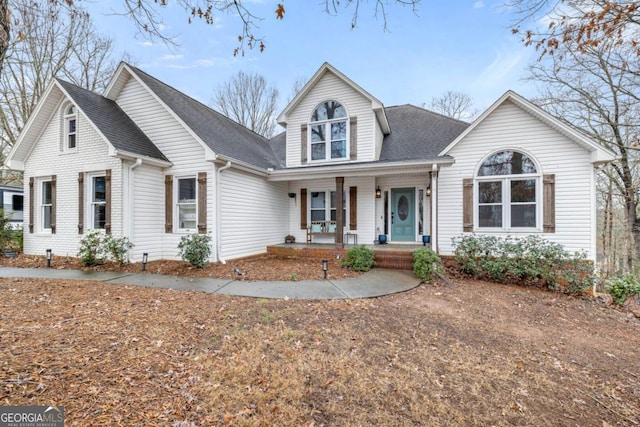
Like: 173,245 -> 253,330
286,72 -> 378,167
438,101 -> 595,258
219,168 -> 288,260
130,163 -> 165,261
23,105 -> 122,258
116,76 -> 215,261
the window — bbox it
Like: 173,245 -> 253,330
41,181 -> 53,231
177,177 -> 197,230
309,190 -> 346,223
309,101 -> 348,161
91,176 -> 106,229
476,150 -> 539,230
64,105 -> 77,151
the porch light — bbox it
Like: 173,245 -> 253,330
426,186 -> 431,197
46,249 -> 52,268
142,252 -> 148,271
322,259 -> 328,280
288,192 -> 296,198
375,186 -> 382,198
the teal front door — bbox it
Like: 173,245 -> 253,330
391,188 -> 415,242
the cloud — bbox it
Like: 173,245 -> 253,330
474,46 -> 528,89
473,1 -> 485,8
160,54 -> 184,61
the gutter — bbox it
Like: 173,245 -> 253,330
216,160 -> 232,263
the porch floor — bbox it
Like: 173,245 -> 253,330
266,242 -> 429,270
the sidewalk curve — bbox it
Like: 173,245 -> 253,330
0,267 -> 421,300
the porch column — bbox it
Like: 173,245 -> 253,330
430,165 -> 439,252
336,176 -> 344,248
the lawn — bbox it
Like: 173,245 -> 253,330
1,273 -> 639,426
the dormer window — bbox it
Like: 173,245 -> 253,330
310,101 -> 348,161
64,104 -> 77,151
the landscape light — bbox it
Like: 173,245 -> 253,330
142,253 -> 148,271
322,259 -> 328,280
46,249 -> 52,268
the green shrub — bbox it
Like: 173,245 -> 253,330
78,231 -> 135,267
78,230 -> 105,266
340,245 -> 375,272
412,248 -> 444,283
606,274 -> 640,306
177,233 -> 212,268
103,235 -> 134,267
452,234 -> 594,293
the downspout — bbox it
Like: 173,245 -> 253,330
129,159 -> 142,260
216,160 -> 232,263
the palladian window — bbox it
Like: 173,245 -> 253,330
309,101 -> 348,161
476,150 -> 539,230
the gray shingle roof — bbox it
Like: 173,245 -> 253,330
380,104 -> 469,162
56,79 -> 169,162
127,65 -> 284,169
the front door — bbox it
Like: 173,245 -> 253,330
391,188 -> 415,242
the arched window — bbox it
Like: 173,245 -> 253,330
309,101 -> 348,161
476,150 -> 540,229
63,104 -> 77,151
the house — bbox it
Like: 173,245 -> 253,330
6,62 -> 615,263
0,184 -> 23,227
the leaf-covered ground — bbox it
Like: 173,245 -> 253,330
1,260 -> 638,426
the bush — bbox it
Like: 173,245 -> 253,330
412,248 -> 443,283
78,231 -> 135,267
452,234 -> 594,293
78,230 -> 105,266
605,274 -> 640,306
103,235 -> 134,267
177,233 -> 212,268
340,245 -> 375,272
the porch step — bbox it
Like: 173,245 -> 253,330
373,250 -> 414,270
266,245 -> 415,271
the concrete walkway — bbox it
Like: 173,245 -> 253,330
0,267 -> 421,300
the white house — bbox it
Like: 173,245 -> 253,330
6,62 -> 615,263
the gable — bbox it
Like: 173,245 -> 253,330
440,91 -> 615,165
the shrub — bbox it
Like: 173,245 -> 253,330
605,274 -> 640,306
78,231 -> 135,267
452,234 -> 594,293
78,230 -> 105,266
103,235 -> 134,267
177,233 -> 212,268
412,248 -> 443,283
340,245 -> 375,272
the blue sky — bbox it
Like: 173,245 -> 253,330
87,1 -> 537,115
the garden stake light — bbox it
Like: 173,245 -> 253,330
322,259 -> 328,279
142,253 -> 148,271
46,249 -> 52,268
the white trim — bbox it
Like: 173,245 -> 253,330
37,177 -> 53,234
175,175 -> 198,233
268,158 -> 454,181
86,172 -> 107,231
308,99 -> 350,163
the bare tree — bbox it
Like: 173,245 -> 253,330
528,38 -> 640,271
212,71 -> 279,138
0,0 -> 121,182
428,91 -> 478,121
